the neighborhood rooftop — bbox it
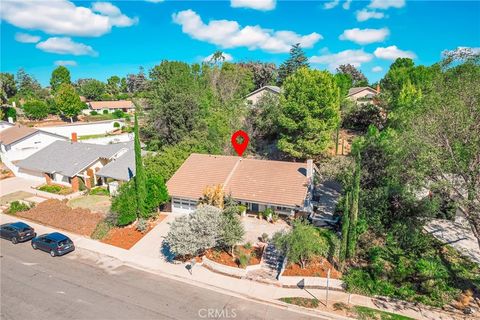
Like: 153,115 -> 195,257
0,125 -> 38,146
347,86 -> 378,96
166,153 -> 310,207
17,140 -> 132,177
88,100 -> 134,110
245,85 -> 281,98
96,149 -> 136,181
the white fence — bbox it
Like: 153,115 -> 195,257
40,119 -> 125,138
81,133 -> 133,145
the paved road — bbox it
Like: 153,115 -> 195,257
1,241 -> 321,320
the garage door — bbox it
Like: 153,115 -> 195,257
172,198 -> 197,214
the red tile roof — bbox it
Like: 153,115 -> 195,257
166,154 -> 309,207
88,100 -> 134,110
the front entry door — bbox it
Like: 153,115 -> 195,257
251,203 -> 259,212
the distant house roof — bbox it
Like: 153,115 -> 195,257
246,85 -> 281,98
347,87 -> 378,97
17,140 -> 132,177
0,126 -> 38,146
166,154 -> 310,207
88,100 -> 134,110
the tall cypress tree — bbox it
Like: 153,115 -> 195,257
134,111 -> 147,218
347,153 -> 361,258
340,190 -> 350,264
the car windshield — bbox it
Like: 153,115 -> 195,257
58,240 -> 71,246
20,227 -> 31,232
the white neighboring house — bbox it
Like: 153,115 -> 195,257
40,119 -> 125,138
0,121 -> 14,132
245,86 -> 281,106
0,125 -> 67,177
347,86 -> 380,105
83,100 -> 135,115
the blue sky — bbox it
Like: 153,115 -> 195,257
1,0 -> 479,86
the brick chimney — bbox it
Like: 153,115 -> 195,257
71,132 -> 78,143
376,84 -> 380,94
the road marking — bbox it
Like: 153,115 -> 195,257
22,262 -> 38,266
56,291 -> 65,294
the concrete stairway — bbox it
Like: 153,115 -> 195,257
245,244 -> 284,285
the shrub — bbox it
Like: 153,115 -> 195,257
78,178 -> 86,191
89,187 -> 110,196
111,181 -> 137,226
273,219 -> 328,269
238,253 -> 249,268
7,201 -> 32,214
237,205 -> 246,214
136,218 -> 148,233
164,205 -> 223,257
90,110 -> 98,116
103,109 -> 109,115
244,242 -> 252,250
263,208 -> 274,220
113,121 -> 120,128
38,185 -> 62,194
91,220 -> 112,240
261,233 -> 269,242
112,110 -> 124,118
23,100 -> 49,120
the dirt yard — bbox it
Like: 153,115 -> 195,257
282,257 -> 342,279
102,214 -> 167,249
205,245 -> 264,268
14,199 -> 103,236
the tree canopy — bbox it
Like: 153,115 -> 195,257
50,66 -> 71,93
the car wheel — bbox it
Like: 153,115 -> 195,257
50,250 -> 56,257
32,243 -> 37,249
11,237 -> 18,244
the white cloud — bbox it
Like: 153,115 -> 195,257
372,66 -> 383,72
339,28 -> 389,45
145,0 -> 164,3
310,49 -> 374,70
368,0 -> 405,10
172,10 -> 322,54
36,37 -> 98,56
356,9 -> 385,21
324,0 -> 340,10
203,52 -> 234,62
54,60 -> 77,66
374,45 -> 416,60
343,0 -> 353,10
0,0 -> 137,37
230,0 -> 276,11
15,32 -> 40,43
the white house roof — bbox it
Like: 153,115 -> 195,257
17,140 -> 132,177
245,85 -> 281,98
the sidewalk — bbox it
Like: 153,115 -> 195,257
0,213 -> 463,320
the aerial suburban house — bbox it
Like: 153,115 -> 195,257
347,85 -> 380,105
245,85 -> 281,106
16,140 -> 133,191
0,125 -> 67,163
83,100 -> 135,115
166,153 -> 316,215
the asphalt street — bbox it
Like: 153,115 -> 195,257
0,240 -> 323,320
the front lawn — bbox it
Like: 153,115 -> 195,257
68,195 -> 111,214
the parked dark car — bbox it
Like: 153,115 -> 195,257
0,222 -> 36,244
31,232 -> 75,257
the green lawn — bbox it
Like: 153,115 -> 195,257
354,306 -> 414,320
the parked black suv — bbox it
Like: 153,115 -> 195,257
0,222 -> 36,244
31,232 -> 75,257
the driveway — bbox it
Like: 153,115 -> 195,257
0,177 -> 43,197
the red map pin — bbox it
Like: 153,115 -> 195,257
231,130 -> 249,156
